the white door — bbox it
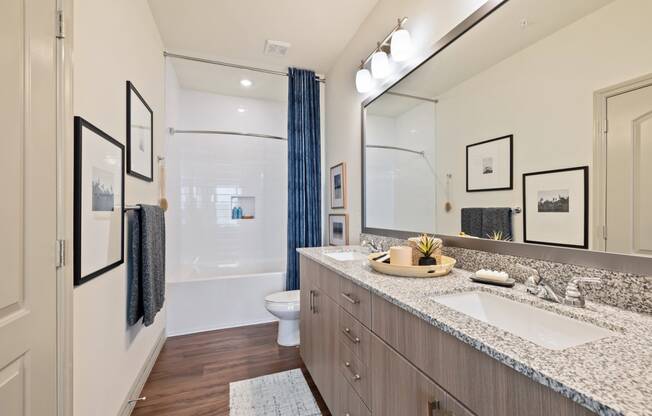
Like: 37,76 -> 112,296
0,0 -> 59,414
605,83 -> 652,255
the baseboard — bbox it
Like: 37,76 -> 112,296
166,317 -> 278,337
118,329 -> 167,416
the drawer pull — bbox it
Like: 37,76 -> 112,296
341,292 -> 360,305
344,361 -> 361,381
342,327 -> 361,344
309,290 -> 314,312
429,400 -> 453,416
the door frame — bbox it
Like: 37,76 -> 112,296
593,72 -> 652,252
56,0 -> 74,414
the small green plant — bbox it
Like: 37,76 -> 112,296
487,231 -> 512,241
416,234 -> 440,257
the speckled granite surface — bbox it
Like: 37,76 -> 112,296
360,233 -> 652,314
298,245 -> 652,416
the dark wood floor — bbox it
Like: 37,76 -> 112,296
132,322 -> 330,416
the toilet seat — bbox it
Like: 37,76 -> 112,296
265,290 -> 299,305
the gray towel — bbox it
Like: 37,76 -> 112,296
482,208 -> 512,240
461,208 -> 483,237
127,205 -> 166,327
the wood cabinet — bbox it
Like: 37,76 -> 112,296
299,255 -> 596,416
370,333 -> 474,416
300,256 -> 340,413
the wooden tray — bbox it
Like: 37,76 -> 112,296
367,253 -> 456,278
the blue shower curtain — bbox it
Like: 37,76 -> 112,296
286,68 -> 321,291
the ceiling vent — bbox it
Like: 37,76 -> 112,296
264,40 -> 291,57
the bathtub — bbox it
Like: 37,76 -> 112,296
166,263 -> 286,336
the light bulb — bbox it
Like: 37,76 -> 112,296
391,29 -> 413,62
370,51 -> 390,79
240,79 -> 253,87
355,68 -> 372,93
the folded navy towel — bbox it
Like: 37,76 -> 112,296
482,208 -> 512,240
127,204 -> 166,327
461,208 -> 483,238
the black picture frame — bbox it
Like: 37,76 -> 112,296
126,81 -> 154,182
523,166 -> 589,249
466,134 -> 513,192
74,116 -> 125,286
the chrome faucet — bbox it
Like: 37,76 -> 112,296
361,239 -> 384,253
517,265 -> 600,308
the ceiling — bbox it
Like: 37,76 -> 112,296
169,57 -> 289,102
148,0 -> 378,75
387,0 -> 614,100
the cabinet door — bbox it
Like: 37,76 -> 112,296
371,334 -> 474,416
300,258 -> 314,375
312,288 -> 340,413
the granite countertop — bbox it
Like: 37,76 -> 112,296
297,246 -> 652,416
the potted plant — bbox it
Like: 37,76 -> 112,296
416,234 -> 440,266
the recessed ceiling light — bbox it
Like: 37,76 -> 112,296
240,79 -> 253,88
237,107 -> 246,113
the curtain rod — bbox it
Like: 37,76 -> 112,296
164,52 -> 325,83
366,144 -> 424,156
386,91 -> 438,103
169,128 -> 287,142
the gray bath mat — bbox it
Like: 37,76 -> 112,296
229,369 -> 321,416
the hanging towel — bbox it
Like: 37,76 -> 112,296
461,208 -> 483,237
482,208 -> 512,240
127,204 -> 166,327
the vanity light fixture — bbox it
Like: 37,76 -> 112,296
355,17 -> 411,93
355,65 -> 373,93
371,47 -> 390,79
391,27 -> 413,62
240,79 -> 253,87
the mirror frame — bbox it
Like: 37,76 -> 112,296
360,0 -> 652,275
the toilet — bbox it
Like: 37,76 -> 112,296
264,290 -> 300,347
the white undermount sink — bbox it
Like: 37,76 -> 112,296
432,291 -> 616,350
324,251 -> 367,262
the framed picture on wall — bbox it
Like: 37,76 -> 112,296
74,116 -> 125,286
466,135 -> 513,192
330,162 -> 347,209
523,166 -> 588,249
126,81 -> 154,182
329,214 -> 349,246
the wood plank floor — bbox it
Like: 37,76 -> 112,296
132,322 -> 330,416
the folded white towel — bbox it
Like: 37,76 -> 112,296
475,269 -> 509,282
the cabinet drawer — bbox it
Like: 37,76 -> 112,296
339,308 -> 371,366
338,277 -> 372,328
339,342 -> 370,408
371,333 -> 474,416
337,373 -> 371,416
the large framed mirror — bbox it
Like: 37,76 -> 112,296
362,0 -> 652,273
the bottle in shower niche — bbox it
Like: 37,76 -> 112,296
232,206 -> 238,220
236,206 -> 243,219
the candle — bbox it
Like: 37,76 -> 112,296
390,246 -> 413,266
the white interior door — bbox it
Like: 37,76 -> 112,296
605,83 -> 652,255
0,0 -> 59,414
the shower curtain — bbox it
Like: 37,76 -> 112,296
286,68 -> 321,291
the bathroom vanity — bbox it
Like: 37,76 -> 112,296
298,248 -> 652,416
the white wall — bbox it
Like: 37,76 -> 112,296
325,0 -> 487,243
72,1 -> 166,415
434,0 -> 652,244
366,101 -> 436,232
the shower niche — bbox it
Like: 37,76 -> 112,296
231,196 -> 256,220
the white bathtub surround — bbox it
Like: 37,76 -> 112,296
166,271 -> 285,336
264,290 -> 301,346
165,77 -> 289,336
229,369 -> 321,416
